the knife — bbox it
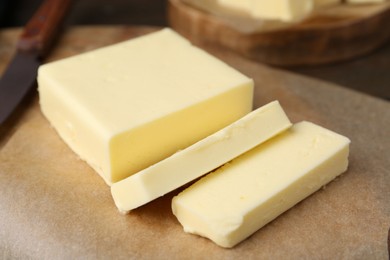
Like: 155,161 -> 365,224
0,0 -> 73,125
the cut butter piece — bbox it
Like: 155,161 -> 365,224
111,101 -> 292,213
38,28 -> 254,185
172,121 -> 350,248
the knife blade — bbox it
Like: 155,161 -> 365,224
0,0 -> 72,125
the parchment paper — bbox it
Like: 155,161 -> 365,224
0,26 -> 389,259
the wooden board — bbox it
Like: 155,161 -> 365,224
168,0 -> 390,66
0,26 -> 389,259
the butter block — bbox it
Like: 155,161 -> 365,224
172,121 -> 350,248
183,0 -> 313,22
111,101 -> 292,213
251,0 -> 313,21
38,28 -> 254,185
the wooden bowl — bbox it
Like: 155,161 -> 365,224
168,0 -> 390,66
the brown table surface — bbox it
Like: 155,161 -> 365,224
0,0 -> 389,101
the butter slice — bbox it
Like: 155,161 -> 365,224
111,101 -> 291,213
172,121 -> 350,248
38,28 -> 253,185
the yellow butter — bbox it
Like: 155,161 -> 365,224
111,101 -> 291,213
183,0 -> 313,22
218,0 -> 251,13
251,0 -> 313,21
38,28 -> 253,185
172,121 -> 350,248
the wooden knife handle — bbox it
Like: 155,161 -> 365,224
17,0 -> 73,56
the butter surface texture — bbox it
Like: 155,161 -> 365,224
172,121 -> 350,248
38,28 -> 253,185
111,101 -> 291,213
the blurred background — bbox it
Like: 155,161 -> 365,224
0,0 -> 168,28
0,0 -> 389,101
